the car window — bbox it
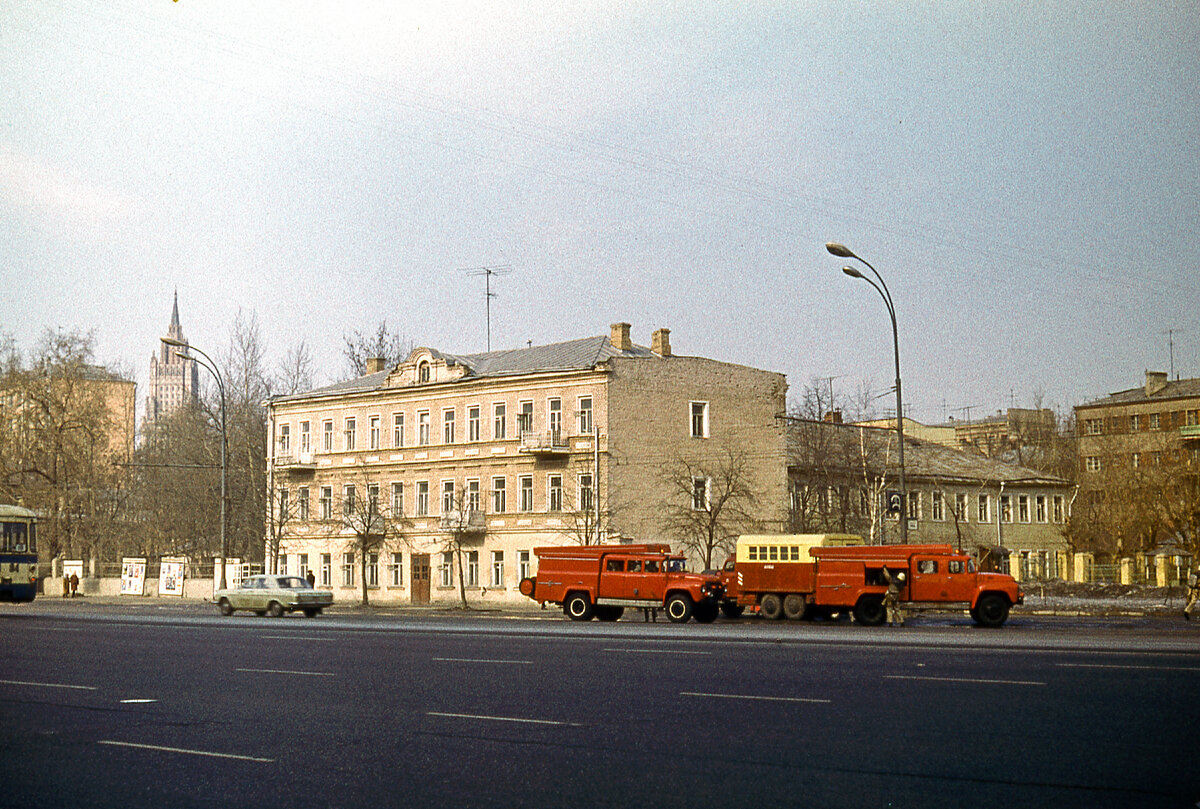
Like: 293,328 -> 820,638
279,577 -> 308,589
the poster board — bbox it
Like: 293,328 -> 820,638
63,560 -> 84,581
158,557 -> 187,597
120,557 -> 147,595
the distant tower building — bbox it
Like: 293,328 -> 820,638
145,292 -> 199,429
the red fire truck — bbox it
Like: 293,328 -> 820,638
519,544 -> 725,623
719,535 -> 1022,627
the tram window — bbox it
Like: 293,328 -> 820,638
748,547 -> 758,561
790,547 -> 801,561
769,546 -> 778,561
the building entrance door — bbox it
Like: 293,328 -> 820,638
411,553 -> 431,604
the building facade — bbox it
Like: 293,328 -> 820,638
266,323 -> 789,604
787,419 -> 1073,580
145,293 -> 199,430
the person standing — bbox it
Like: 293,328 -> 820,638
69,572 -> 79,598
1184,570 -> 1200,620
881,567 -> 906,627
306,569 -> 316,588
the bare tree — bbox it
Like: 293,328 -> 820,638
660,446 -> 760,570
343,321 -> 411,377
438,486 -> 486,609
275,340 -> 316,396
335,472 -> 408,606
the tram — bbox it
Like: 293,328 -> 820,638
0,504 -> 38,602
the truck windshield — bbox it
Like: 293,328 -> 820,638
667,558 -> 686,572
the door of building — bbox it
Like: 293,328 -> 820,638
411,553 -> 431,604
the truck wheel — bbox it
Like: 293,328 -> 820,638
564,592 -> 595,621
720,602 -> 745,619
972,594 -> 1010,628
759,593 -> 784,620
783,594 -> 808,620
595,605 -> 624,622
665,593 -> 694,623
853,596 -> 885,626
693,600 -> 719,624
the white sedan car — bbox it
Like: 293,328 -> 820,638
215,575 -> 333,618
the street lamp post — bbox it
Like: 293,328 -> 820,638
160,336 -> 229,587
826,242 -> 908,543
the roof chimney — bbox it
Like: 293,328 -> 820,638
365,357 -> 387,374
823,410 -> 843,424
651,328 -> 671,357
610,322 -> 632,351
1145,370 -> 1168,397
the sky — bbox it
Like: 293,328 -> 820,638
2,0 -> 1197,427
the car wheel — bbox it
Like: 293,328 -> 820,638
267,601 -> 284,618
665,593 -> 694,623
218,598 -> 233,616
783,594 -> 808,620
853,595 -> 886,626
973,594 -> 1010,628
759,593 -> 783,620
564,592 -> 594,621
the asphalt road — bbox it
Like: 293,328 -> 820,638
2,603 -> 1198,809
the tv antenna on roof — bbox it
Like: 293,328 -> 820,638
459,265 -> 512,351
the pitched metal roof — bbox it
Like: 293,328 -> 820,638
1080,376 -> 1200,408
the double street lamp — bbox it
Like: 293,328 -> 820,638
160,336 -> 230,587
826,242 -> 908,543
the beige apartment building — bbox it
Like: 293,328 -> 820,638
265,323 -> 789,605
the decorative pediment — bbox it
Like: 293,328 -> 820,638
385,348 -> 471,387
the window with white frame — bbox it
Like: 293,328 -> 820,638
320,486 -> 332,520
391,482 -> 404,516
388,552 -> 403,586
298,487 -> 309,521
548,475 -> 563,511
323,420 -> 334,452
300,421 -> 311,453
298,553 -> 309,580
519,475 -> 534,511
442,480 -> 455,514
578,396 -> 592,434
369,416 -> 380,450
491,550 -> 505,587
341,552 -> 355,587
467,479 -> 480,514
978,494 -> 990,523
443,408 -> 455,444
1130,413 -> 1142,431
344,417 -> 356,451
393,413 -> 405,447
690,401 -> 709,438
278,487 -> 289,522
692,477 -> 710,511
278,554 -> 287,575
343,484 -> 356,516
466,551 -> 479,587
440,552 -> 453,587
1132,452 -> 1141,468
1036,495 -> 1047,523
579,473 -> 593,513
1053,495 -> 1065,523
492,477 -> 507,513
416,481 -> 429,516
548,398 -> 562,439
954,493 -> 968,522
518,550 -> 531,581
368,483 -> 380,514
320,553 -> 331,587
517,400 -> 534,436
494,403 -> 507,439
1000,494 -> 1012,523
278,423 -> 291,454
468,405 -> 481,442
1150,413 -> 1161,429
1084,418 -> 1102,435
1018,494 -> 1030,523
418,411 -> 430,445
366,552 -> 379,588
1085,456 -> 1101,472
931,490 -> 944,521
907,491 -> 920,521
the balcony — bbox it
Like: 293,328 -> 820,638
1181,424 -> 1200,440
274,452 -> 317,473
439,510 -> 486,535
518,430 -> 571,456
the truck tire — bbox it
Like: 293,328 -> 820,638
564,592 -> 595,621
853,595 -> 886,626
665,593 -> 694,623
720,601 -> 745,619
972,593 -> 1010,628
759,593 -> 784,620
595,605 -> 624,622
783,594 -> 808,620
693,600 -> 719,624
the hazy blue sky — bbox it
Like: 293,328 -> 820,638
2,0 -> 1197,424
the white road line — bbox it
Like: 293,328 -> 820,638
681,691 -> 832,704
432,657 -> 534,664
0,679 -> 97,691
120,699 -> 157,704
259,635 -> 338,641
427,711 -> 582,727
1057,662 -> 1200,672
98,740 -> 273,763
885,675 -> 1046,686
604,649 -> 713,655
235,668 -> 334,677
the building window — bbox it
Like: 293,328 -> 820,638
1000,495 -> 1012,523
443,408 -> 456,444
298,487 -> 309,521
690,401 -> 709,438
578,396 -> 593,434
366,553 -> 379,588
1150,413 -> 1160,429
978,494 -> 990,523
320,486 -> 332,520
1036,495 -> 1047,523
344,418 -> 357,451
393,413 -> 405,447
907,492 -> 920,521
692,477 -> 710,511
519,475 -> 534,511
440,552 -> 453,587
1018,494 -> 1030,523
298,553 -> 309,580
467,479 -> 480,514
1132,452 -> 1141,468
369,416 -> 380,450
343,484 -> 356,516
299,421 -> 311,453
468,406 -> 481,442
416,481 -> 429,516
278,554 -> 287,576
494,403 -> 507,440
491,550 -> 505,588
1084,418 -> 1102,435
548,475 -> 563,511
320,554 -> 331,587
492,477 -> 507,513
954,493 -> 968,522
388,552 -> 403,586
548,398 -> 562,439
931,490 -> 944,522
579,473 -> 593,513
1151,451 -> 1163,466
1053,495 -> 1065,523
278,423 -> 291,454
368,484 -> 380,514
1085,456 -> 1101,472
341,552 -> 355,587
466,551 -> 479,587
517,400 -> 534,436
323,420 -> 334,452
391,482 -> 404,516
418,411 -> 430,445
519,550 -> 531,581
418,362 -> 431,383
442,480 -> 456,514
278,487 -> 289,522
1130,413 -> 1142,431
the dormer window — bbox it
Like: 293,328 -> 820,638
418,362 -> 431,383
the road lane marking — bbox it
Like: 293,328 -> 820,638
120,699 -> 157,704
235,668 -> 334,677
98,740 -> 273,763
0,679 -> 97,691
681,691 -> 831,704
1057,662 -> 1200,672
604,649 -> 712,655
433,657 -> 534,664
885,675 -> 1045,686
259,635 -> 338,641
427,711 -> 582,727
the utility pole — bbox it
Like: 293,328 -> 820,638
460,265 -> 512,351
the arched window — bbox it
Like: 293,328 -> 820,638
418,362 -> 430,383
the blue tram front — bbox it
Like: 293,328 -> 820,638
0,504 -> 38,602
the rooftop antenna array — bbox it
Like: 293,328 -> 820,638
460,265 -> 512,351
